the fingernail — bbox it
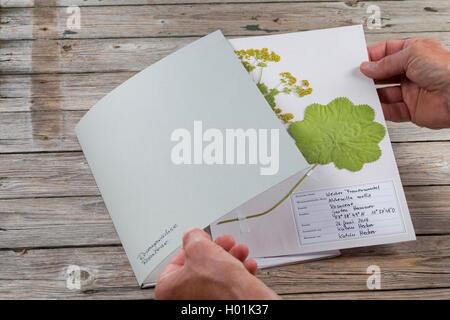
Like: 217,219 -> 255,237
361,61 -> 375,71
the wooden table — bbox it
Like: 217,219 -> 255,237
1,0 -> 449,299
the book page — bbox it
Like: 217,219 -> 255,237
76,30 -> 309,286
210,25 -> 415,258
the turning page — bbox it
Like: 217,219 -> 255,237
76,30 -> 309,286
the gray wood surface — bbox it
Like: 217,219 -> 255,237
2,32 -> 450,75
0,0 -> 449,299
0,143 -> 448,199
0,236 -> 448,299
2,1 -> 449,40
1,111 -> 450,153
1,186 -> 449,249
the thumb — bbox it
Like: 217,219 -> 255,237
360,47 -> 411,80
182,228 -> 212,260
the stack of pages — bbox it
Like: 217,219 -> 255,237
76,26 -> 415,288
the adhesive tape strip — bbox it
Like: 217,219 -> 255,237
306,164 -> 320,181
237,209 -> 250,233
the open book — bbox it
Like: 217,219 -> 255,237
76,26 -> 415,288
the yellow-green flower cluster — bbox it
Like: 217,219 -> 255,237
234,47 -> 312,125
234,48 -> 280,63
296,80 -> 313,97
278,113 -> 294,123
280,72 -> 297,86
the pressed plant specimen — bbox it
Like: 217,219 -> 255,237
217,51 -> 386,225
234,48 -> 312,124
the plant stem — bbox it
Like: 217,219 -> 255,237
217,163 -> 319,225
258,67 -> 263,84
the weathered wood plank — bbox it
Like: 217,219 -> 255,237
0,235 -> 448,299
0,186 -> 448,249
394,142 -> 450,186
0,196 -> 118,248
281,288 -> 450,299
1,0 -> 340,8
0,280 -> 155,299
0,152 -> 98,198
0,143 -> 448,199
1,1 -> 449,40
386,122 -> 450,143
259,235 -> 450,295
1,111 -> 449,154
0,111 -> 81,153
2,32 -> 450,75
0,73 -> 130,112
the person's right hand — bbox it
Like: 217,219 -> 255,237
155,228 -> 280,300
360,38 -> 450,129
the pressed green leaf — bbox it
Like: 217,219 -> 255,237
289,97 -> 386,171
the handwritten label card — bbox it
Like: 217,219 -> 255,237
292,181 -> 405,245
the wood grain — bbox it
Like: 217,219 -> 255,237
0,186 -> 448,249
394,142 -> 450,186
1,1 -> 449,40
0,143 -> 448,199
281,288 -> 450,299
2,32 -> 450,75
2,0 -> 339,8
259,235 -> 450,294
0,196 -> 118,249
1,110 -> 450,154
0,235 -> 448,299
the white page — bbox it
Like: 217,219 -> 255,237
211,25 -> 415,258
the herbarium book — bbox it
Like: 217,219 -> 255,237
76,26 -> 415,288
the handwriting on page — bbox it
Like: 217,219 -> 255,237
292,181 -> 405,245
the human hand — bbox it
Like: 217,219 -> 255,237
155,228 -> 280,300
360,38 -> 450,129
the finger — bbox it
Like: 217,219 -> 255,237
381,102 -> 411,122
214,234 -> 236,252
360,47 -> 411,80
367,39 -> 407,61
377,86 -> 403,104
244,259 -> 258,275
229,243 -> 249,262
